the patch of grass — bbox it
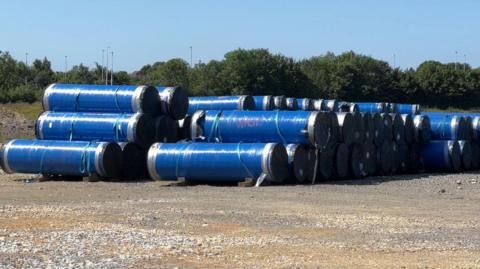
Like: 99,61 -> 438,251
3,102 -> 43,120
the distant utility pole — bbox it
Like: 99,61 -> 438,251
106,46 -> 110,85
64,56 -> 68,80
455,51 -> 458,70
110,51 -> 114,85
101,49 -> 105,83
25,52 -> 28,84
190,46 -> 193,67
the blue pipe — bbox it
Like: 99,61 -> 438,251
422,112 -> 467,141
147,142 -> 289,183
419,140 -> 461,171
188,95 -> 255,115
296,98 -> 314,111
42,83 -> 160,115
156,86 -> 189,120
191,110 -> 331,148
397,104 -> 421,115
285,98 -> 299,110
253,96 -> 275,110
35,111 -> 155,148
0,139 -> 121,178
324,100 -> 339,112
273,96 -> 287,110
356,102 -> 386,113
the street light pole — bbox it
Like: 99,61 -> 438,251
106,46 -> 110,85
101,49 -> 105,83
110,51 -> 114,85
190,46 -> 193,67
64,56 -> 68,81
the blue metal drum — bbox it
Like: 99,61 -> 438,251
42,83 -> 160,115
191,110 -> 331,148
156,86 -> 189,120
35,111 -> 156,148
147,142 -> 289,183
0,139 -> 121,178
253,96 -> 275,110
419,140 -> 461,172
188,95 -> 255,115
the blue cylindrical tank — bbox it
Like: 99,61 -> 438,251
147,142 -> 289,183
422,113 -> 468,141
187,95 -> 255,115
419,140 -> 461,172
191,110 -> 331,148
397,104 -> 421,115
356,102 -> 387,113
0,139 -> 122,178
156,86 -> 189,120
42,83 -> 160,115
35,111 -> 156,148
253,96 -> 275,110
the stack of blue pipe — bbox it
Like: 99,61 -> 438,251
3,85 -> 477,186
1,83 -> 189,180
420,111 -> 479,171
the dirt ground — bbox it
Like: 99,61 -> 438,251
0,171 -> 479,269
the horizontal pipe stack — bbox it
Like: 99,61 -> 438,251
2,84 -> 478,186
1,83 -> 189,180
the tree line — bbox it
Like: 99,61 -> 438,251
1,49 -> 479,108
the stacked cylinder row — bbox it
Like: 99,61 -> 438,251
1,87 -> 477,185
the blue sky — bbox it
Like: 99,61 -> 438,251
1,0 -> 478,72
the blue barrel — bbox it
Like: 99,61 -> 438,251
191,110 -> 331,148
413,114 -> 431,144
253,96 -> 275,110
147,142 -> 289,183
43,83 -> 160,115
356,102 -> 387,113
420,140 -> 461,172
422,113 -> 468,141
0,139 -> 121,178
35,111 -> 156,149
285,98 -> 299,110
273,96 -> 287,110
296,98 -> 314,111
188,95 -> 255,115
397,104 -> 421,115
285,144 -> 307,183
156,86 -> 189,120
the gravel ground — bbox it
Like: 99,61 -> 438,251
0,171 -> 479,268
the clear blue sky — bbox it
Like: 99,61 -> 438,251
1,0 -> 478,72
